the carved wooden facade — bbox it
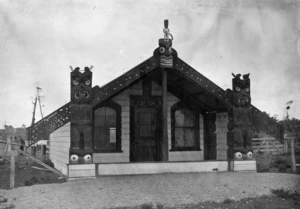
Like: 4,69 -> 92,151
27,21 -> 282,167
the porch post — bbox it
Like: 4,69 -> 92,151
162,69 -> 169,161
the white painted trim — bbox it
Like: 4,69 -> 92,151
97,161 -> 228,176
234,160 -> 257,171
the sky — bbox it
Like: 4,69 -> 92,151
0,0 -> 299,128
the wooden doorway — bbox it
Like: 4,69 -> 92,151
130,96 -> 161,162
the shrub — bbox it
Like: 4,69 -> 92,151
24,176 -> 40,186
223,198 -> 234,204
257,163 -> 270,172
156,203 -> 164,209
278,164 -> 287,172
31,176 -> 39,183
140,203 -> 153,209
24,180 -> 33,186
271,189 -> 300,201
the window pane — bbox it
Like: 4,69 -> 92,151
94,107 -> 117,150
175,128 -> 185,147
175,109 -> 194,127
175,127 -> 195,147
105,108 -> 116,127
184,128 -> 195,146
94,108 -> 106,127
94,127 -> 107,148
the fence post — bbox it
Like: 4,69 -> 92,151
10,146 -> 15,189
284,139 -> 288,153
290,138 -> 296,173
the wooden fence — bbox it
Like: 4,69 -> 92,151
252,137 -> 284,155
1,140 -> 66,189
253,137 -> 300,173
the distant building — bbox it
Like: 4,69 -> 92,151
0,125 -> 27,145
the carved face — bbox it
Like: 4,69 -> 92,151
153,38 -> 177,68
71,67 -> 93,104
234,151 -> 253,160
70,152 -> 93,164
232,74 -> 251,108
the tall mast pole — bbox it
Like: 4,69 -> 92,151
29,97 -> 38,145
37,87 -> 44,119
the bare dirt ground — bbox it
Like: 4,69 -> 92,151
0,172 -> 300,209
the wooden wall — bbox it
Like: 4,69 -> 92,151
94,80 -> 205,163
216,113 -> 228,160
49,122 -> 70,175
93,81 -> 142,163
153,81 -> 204,161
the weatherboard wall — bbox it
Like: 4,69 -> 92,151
216,113 -> 228,160
93,80 -> 205,163
49,122 -> 70,175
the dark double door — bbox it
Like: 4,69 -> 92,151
130,96 -> 161,162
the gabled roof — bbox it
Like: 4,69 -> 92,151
90,54 -> 232,113
27,44 -> 280,143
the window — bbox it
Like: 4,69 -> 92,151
171,102 -> 200,151
93,101 -> 121,152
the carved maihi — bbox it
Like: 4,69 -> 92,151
229,73 -> 253,160
69,66 -> 93,164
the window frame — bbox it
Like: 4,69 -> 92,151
170,101 -> 200,151
93,100 -> 122,153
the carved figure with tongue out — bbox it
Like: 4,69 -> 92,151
69,66 -> 93,164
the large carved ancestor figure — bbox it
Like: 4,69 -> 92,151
69,67 -> 93,164
228,73 -> 253,160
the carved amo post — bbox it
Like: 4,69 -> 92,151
69,67 -> 93,164
153,20 -> 177,161
227,73 -> 253,166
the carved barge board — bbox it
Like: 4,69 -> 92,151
91,56 -> 158,107
27,57 -> 158,144
27,102 -> 71,145
27,55 -> 279,143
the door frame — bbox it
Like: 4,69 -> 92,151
130,95 -> 162,162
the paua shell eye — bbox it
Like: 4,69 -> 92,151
235,152 -> 242,159
70,154 -> 79,162
247,152 -> 253,158
84,154 -> 92,162
73,80 -> 79,85
245,88 -> 250,92
159,47 -> 165,53
235,87 -> 241,92
85,80 -> 91,85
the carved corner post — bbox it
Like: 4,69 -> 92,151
153,20 -> 177,161
69,67 -> 93,164
230,73 -> 253,162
